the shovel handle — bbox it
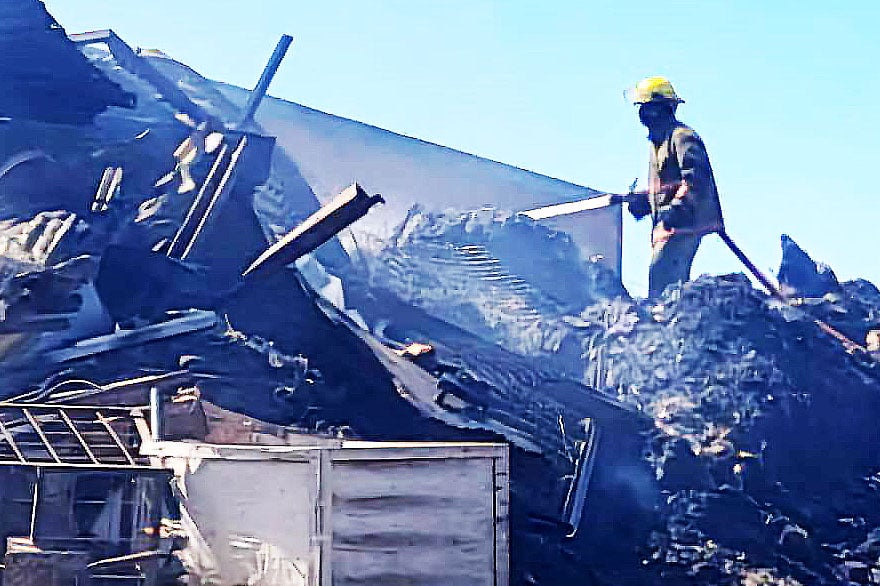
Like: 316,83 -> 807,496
717,230 -> 866,354
717,231 -> 787,303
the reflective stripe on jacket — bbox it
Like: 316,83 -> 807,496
649,123 -> 724,246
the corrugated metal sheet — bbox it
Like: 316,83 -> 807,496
115,51 -> 620,274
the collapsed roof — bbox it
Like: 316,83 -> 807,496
0,25 -> 647,584
1,12 -> 879,585
132,48 -> 622,273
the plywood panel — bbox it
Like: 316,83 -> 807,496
183,459 -> 316,585
156,442 -> 508,585
331,457 -> 496,586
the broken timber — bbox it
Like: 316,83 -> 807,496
45,310 -> 217,363
90,166 -> 122,214
242,183 -> 384,278
167,136 -> 248,260
237,34 -> 294,131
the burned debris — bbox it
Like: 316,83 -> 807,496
0,1 -> 133,124
0,2 -> 878,585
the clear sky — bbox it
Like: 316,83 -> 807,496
48,0 -> 879,295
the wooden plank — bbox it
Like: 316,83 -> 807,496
331,456 -> 497,586
335,443 -> 507,461
44,310 -> 216,363
167,143 -> 229,259
241,183 -> 383,278
318,450 -> 332,586
0,418 -> 26,462
0,402 -> 150,412
493,448 -> 510,586
238,35 -> 293,130
180,137 -> 248,260
562,420 -> 601,537
144,440 -> 504,463
29,469 -> 40,541
0,461 -> 163,470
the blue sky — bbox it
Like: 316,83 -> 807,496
49,1 -> 879,295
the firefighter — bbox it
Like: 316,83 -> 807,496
626,76 -> 724,297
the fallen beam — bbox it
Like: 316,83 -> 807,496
242,183 -> 383,278
45,310 -> 217,363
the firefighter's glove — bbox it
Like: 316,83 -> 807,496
627,193 -> 651,221
657,204 -> 693,229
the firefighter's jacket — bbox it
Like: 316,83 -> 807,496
649,123 -> 724,245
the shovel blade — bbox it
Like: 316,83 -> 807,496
521,194 -> 616,220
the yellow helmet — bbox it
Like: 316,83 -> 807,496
630,76 -> 684,105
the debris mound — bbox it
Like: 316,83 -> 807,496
570,258 -> 880,584
369,206 -> 624,358
1,9 -> 878,582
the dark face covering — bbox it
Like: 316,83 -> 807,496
638,102 -> 676,144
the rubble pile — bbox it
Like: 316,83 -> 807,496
342,201 -> 880,584
1,5 -> 878,583
566,254 -> 880,583
369,206 -> 623,361
0,0 -> 133,124
572,275 -> 792,454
